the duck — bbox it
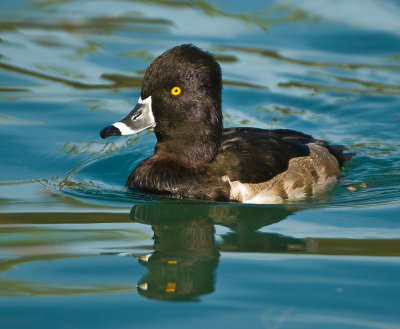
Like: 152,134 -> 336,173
100,44 -> 353,203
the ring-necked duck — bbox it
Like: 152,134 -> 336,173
100,44 -> 353,203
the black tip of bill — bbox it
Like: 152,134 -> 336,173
100,125 -> 121,139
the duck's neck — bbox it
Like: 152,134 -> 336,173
154,128 -> 221,167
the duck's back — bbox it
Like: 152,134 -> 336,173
209,127 -> 350,203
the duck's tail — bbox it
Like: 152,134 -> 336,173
327,144 -> 355,167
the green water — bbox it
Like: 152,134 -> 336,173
1,0 -> 400,328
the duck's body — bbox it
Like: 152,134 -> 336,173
100,44 -> 352,203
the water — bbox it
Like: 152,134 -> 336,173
1,0 -> 400,328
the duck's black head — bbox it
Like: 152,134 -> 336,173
100,44 -> 223,165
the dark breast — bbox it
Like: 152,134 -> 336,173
126,155 -> 231,201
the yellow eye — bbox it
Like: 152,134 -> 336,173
171,86 -> 181,96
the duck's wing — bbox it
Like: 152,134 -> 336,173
268,128 -> 354,167
210,127 -> 323,184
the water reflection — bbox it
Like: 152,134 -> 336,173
131,203 -> 219,301
1,206 -> 400,299
130,202 -> 297,301
130,202 -> 400,301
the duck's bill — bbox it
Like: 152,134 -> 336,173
100,96 -> 155,139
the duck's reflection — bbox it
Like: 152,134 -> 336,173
130,202 -> 302,301
133,206 -> 218,301
209,205 -> 304,253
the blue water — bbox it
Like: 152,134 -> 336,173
1,0 -> 400,328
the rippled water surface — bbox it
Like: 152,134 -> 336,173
1,0 -> 400,328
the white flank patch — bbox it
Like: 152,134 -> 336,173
246,192 -> 283,204
225,143 -> 341,204
227,179 -> 285,204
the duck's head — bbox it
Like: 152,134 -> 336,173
100,44 -> 223,164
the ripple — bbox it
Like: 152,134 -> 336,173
50,150 -> 400,210
0,61 -> 143,90
58,137 -> 141,156
216,45 -> 400,70
278,80 -> 400,96
0,16 -> 173,33
0,114 -> 43,125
